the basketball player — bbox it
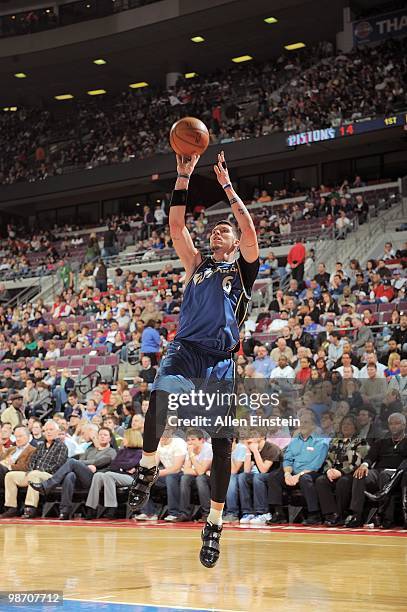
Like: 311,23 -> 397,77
129,151 -> 259,567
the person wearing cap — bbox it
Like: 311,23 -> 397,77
0,394 -> 25,430
67,409 -> 83,436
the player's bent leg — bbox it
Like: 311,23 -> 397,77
128,390 -> 168,511
200,437 -> 232,569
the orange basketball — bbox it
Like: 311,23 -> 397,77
169,117 -> 209,157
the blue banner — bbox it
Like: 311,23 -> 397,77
353,8 -> 407,46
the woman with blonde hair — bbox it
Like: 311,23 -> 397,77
385,353 -> 401,378
84,429 -> 143,519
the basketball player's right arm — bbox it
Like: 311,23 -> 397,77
169,154 -> 202,279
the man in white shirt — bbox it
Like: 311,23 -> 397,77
270,355 -> 295,381
359,353 -> 386,378
174,429 -> 212,522
334,353 -> 360,379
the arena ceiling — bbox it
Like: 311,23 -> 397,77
0,0 -> 348,106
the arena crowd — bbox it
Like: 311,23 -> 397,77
0,171 -> 406,527
0,36 -> 405,185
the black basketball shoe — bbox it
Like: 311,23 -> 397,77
199,521 -> 223,568
128,465 -> 159,511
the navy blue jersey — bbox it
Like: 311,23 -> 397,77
175,253 -> 259,355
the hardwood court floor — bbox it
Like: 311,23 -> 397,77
0,520 -> 406,612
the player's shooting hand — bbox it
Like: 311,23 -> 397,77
213,151 -> 230,186
176,153 -> 200,177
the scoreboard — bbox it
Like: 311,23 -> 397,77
286,112 -> 407,147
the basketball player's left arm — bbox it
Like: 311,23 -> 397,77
214,151 -> 259,264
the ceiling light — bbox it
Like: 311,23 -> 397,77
191,36 -> 205,43
232,55 -> 253,63
87,89 -> 106,96
10,107 -> 17,111
14,73 -> 27,79
3,107 -> 9,111
264,17 -> 278,24
129,82 -> 148,89
55,94 -> 74,100
185,72 -> 198,79
93,59 -> 107,65
284,42 -> 306,51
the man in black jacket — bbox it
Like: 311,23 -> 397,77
346,413 -> 407,527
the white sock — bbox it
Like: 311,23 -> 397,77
140,454 -> 156,470
207,508 -> 223,526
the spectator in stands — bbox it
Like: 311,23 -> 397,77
360,353 -> 386,378
382,242 -> 396,261
346,413 -> 407,528
85,429 -> 143,519
268,410 -> 329,525
94,260 -> 108,292
140,319 -> 161,366
52,368 -> 75,412
173,429 -> 212,522
1,393 -> 25,429
0,367 -> 17,398
252,345 -> 275,378
356,406 -> 382,443
270,355 -> 295,381
102,224 -> 117,258
134,355 -> 156,385
238,434 -> 281,525
222,439 -> 247,523
138,430 -> 187,522
0,423 -> 13,449
29,426 -> 116,520
0,426 -> 36,511
0,419 -> 68,519
315,415 -> 369,526
270,338 -> 294,364
388,359 -> 407,407
392,314 -> 407,358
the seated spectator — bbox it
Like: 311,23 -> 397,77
295,357 -> 312,385
134,356 -> 156,385
268,410 -> 329,525
172,429 -> 212,522
52,368 -> 75,412
270,338 -> 294,365
45,340 -> 61,360
85,429 -> 143,519
359,365 -> 387,410
0,426 -> 36,511
340,379 -> 363,412
220,439 -> 247,523
0,420 -> 68,519
137,430 -> 187,522
1,393 -> 26,430
0,423 -> 13,449
388,359 -> 407,407
334,353 -> 360,379
356,406 -> 382,444
315,415 -> 369,526
346,413 -> 407,528
28,426 -> 116,520
238,433 -> 281,524
270,355 -> 295,381
360,353 -> 386,378
29,420 -> 45,447
252,345 -> 275,378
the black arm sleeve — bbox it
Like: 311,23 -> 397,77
237,253 -> 260,296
